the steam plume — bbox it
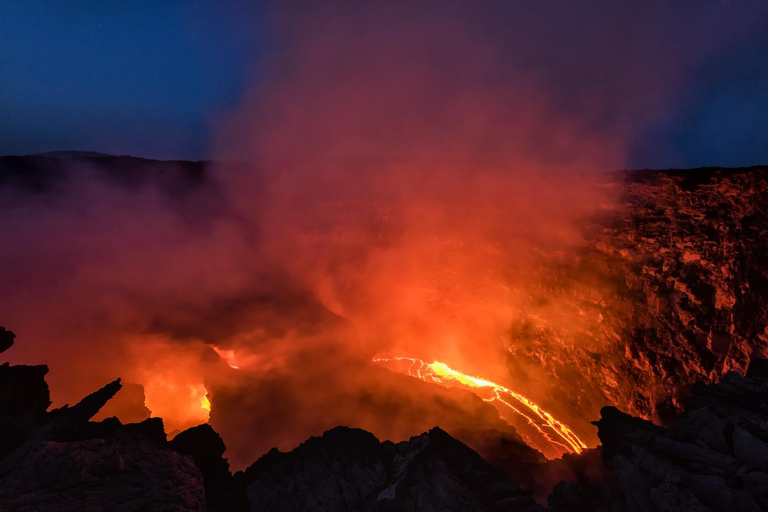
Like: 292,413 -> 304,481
1,0 -> 766,465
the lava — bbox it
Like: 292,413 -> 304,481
201,394 -> 211,411
142,378 -> 211,434
373,355 -> 587,459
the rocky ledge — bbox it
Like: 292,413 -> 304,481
585,359 -> 768,512
3,326 -> 768,511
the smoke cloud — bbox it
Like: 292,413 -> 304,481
2,0 -> 766,466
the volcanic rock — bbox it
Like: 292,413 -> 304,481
0,423 -> 206,512
94,382 -> 152,424
241,425 -> 539,512
590,358 -> 768,512
505,166 -> 768,434
0,378 -> 122,476
0,363 -> 51,461
6,322 -> 768,511
0,326 -> 14,353
169,424 -> 233,508
0,331 -> 208,511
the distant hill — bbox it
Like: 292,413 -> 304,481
32,151 -> 115,159
0,152 -> 209,193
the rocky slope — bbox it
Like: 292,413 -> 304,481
242,426 -> 539,512
605,167 -> 768,417
4,324 -> 768,510
505,166 -> 768,437
571,357 -> 768,512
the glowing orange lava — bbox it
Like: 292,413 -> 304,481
373,355 -> 587,458
201,394 -> 211,411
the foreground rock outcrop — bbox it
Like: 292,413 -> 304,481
0,421 -> 206,512
0,330 -> 206,511
587,360 -> 768,512
0,326 -> 541,512
4,323 -> 768,511
546,357 -> 768,511
240,426 -> 538,512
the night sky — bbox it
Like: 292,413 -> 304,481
1,1 -> 767,168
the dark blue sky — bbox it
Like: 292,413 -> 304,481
0,1 -> 263,160
630,24 -> 768,169
1,1 -> 766,168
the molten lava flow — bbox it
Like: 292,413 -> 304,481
143,378 -> 211,434
373,356 -> 587,459
201,394 -> 211,411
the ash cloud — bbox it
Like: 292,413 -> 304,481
2,1 -> 766,466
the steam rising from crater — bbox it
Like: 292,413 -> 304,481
1,0 -> 765,465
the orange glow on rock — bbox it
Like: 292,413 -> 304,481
373,355 -> 587,458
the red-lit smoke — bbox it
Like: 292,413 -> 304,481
1,0 -> 766,465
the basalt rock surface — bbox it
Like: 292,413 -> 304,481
4,329 -> 768,510
0,327 -> 14,353
169,424 -> 232,509
508,166 -> 768,439
0,362 -> 51,461
241,425 -> 539,512
554,357 -> 768,512
0,421 -> 206,512
0,334 -> 207,511
604,167 -> 768,418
